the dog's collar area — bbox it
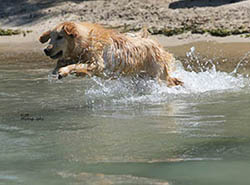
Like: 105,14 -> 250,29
50,51 -> 63,59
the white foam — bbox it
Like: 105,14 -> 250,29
83,48 -> 250,105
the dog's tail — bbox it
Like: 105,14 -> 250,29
140,26 -> 150,38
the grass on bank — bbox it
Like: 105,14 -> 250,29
2,25 -> 247,37
0,28 -> 32,36
115,24 -> 250,37
150,27 -> 250,37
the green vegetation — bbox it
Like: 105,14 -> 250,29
115,24 -> 250,38
0,28 -> 32,36
153,27 -> 250,37
149,27 -> 186,36
0,28 -> 21,36
206,28 -> 249,37
244,34 -> 250,38
206,29 -> 232,37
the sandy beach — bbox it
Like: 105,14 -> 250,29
1,0 -> 250,34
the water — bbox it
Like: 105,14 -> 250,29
1,47 -> 250,185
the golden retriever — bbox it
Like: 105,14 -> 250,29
39,22 -> 183,86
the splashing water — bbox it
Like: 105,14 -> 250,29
181,46 -> 249,92
60,47 -> 250,105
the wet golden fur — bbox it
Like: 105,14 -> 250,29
39,22 -> 183,86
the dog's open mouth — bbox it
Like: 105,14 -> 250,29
50,51 -> 63,59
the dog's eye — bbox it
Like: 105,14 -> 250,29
57,35 -> 63,40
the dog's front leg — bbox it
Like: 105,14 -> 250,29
58,64 -> 93,79
52,59 -> 76,75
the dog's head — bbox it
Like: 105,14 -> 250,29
39,22 -> 79,59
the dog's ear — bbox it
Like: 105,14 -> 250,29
39,30 -> 51,43
63,22 -> 79,38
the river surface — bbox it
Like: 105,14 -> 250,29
0,46 -> 250,185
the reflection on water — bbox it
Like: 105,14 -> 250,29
0,48 -> 250,185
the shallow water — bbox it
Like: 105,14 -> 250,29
1,47 -> 250,185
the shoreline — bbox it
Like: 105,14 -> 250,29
1,31 -> 250,54
1,30 -> 250,50
1,30 -> 250,74
1,32 -> 250,75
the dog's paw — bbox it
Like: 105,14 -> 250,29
58,67 -> 71,79
167,77 -> 184,87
